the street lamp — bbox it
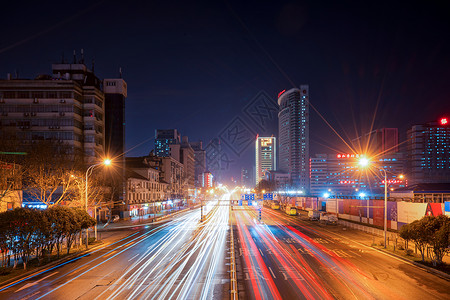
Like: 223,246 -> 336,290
85,159 -> 111,246
358,156 -> 388,248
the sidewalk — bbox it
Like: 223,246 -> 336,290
98,206 -> 191,231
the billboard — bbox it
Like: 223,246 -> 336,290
397,202 -> 427,224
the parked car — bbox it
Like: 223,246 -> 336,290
111,215 -> 120,223
308,210 -> 320,221
319,212 -> 338,224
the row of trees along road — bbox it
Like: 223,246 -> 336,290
0,206 -> 95,270
399,215 -> 450,265
0,139 -> 113,208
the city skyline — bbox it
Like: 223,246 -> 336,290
0,1 -> 449,299
1,1 -> 449,182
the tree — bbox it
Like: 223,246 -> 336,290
399,223 -> 413,250
45,206 -> 72,258
425,215 -> 450,265
404,220 -> 429,262
255,179 -> 276,193
22,141 -> 84,207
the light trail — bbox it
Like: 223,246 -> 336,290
101,195 -> 230,299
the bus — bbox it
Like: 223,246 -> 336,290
286,206 -> 298,216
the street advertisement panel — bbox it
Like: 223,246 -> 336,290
372,200 -> 385,227
397,202 -> 427,224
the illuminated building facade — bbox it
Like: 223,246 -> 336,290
202,172 -> 213,188
310,153 -> 405,197
278,85 -> 309,192
155,129 -> 181,157
353,128 -> 399,154
406,118 -> 450,185
255,137 -> 276,185
0,56 -> 107,162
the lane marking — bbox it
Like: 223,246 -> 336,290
268,267 -> 276,278
128,253 -> 140,262
15,272 -> 58,293
258,248 -> 264,256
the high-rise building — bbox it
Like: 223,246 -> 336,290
406,117 -> 450,185
104,78 -> 127,159
103,77 -> 127,206
278,85 -> 310,192
180,136 -> 195,189
155,129 -> 181,157
240,167 -> 253,187
202,172 -> 213,188
0,54 -> 107,162
255,137 -> 276,185
190,141 -> 206,187
353,128 -> 399,155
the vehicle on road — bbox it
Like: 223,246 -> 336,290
319,212 -> 338,224
286,206 -> 298,216
308,210 -> 320,221
271,202 -> 280,210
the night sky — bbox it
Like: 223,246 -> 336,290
1,0 -> 449,184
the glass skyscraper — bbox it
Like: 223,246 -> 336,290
278,85 -> 309,192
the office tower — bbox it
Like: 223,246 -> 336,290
278,85 -> 309,192
103,77 -> 127,205
407,117 -> 450,185
255,137 -> 276,185
240,168 -> 253,187
353,128 -> 399,154
155,129 -> 181,157
104,77 -> 127,159
190,141 -> 206,187
180,136 -> 195,189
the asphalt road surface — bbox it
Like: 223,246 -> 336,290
232,205 -> 449,300
0,203 -> 229,300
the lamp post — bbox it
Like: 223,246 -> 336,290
85,159 -> 111,246
380,168 -> 388,249
358,157 -> 388,249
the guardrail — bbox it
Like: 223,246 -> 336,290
229,206 -> 238,300
338,219 -> 399,240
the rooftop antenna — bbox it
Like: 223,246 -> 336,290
73,50 -> 76,64
119,67 -> 122,78
80,49 -> 84,64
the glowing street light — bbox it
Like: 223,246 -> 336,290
357,156 -> 388,248
85,159 -> 111,246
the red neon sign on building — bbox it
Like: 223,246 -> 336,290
336,153 -> 360,159
440,117 -> 448,125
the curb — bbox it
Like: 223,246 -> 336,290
375,247 -> 450,280
0,241 -> 107,289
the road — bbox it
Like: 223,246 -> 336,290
0,203 -> 230,300
232,205 -> 450,300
